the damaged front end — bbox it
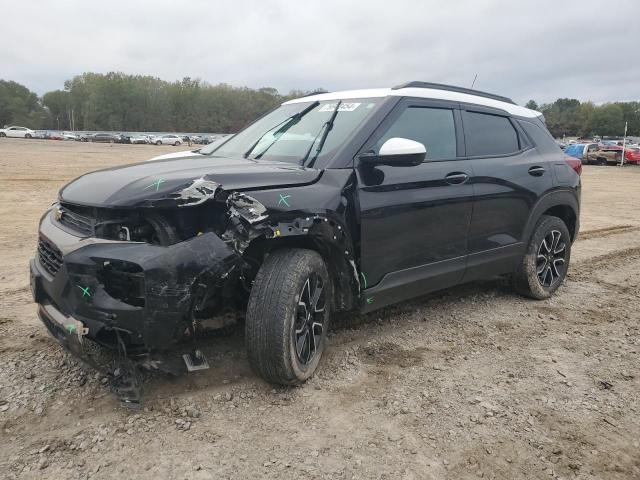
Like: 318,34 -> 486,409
31,166 -> 362,406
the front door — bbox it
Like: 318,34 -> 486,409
356,98 -> 474,310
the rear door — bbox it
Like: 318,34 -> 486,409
356,98 -> 474,309
461,107 -> 555,282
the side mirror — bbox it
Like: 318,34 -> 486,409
359,137 -> 426,167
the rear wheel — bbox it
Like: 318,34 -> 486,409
156,140 -> 162,146
245,249 -> 331,385
513,215 -> 571,299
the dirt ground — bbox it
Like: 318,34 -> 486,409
0,138 -> 639,480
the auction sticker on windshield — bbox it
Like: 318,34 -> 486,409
318,103 -> 361,112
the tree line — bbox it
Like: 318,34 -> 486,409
1,73 -> 318,133
1,73 -> 639,137
525,99 -> 639,138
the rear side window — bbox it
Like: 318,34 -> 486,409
376,107 -> 457,160
463,111 -> 519,156
518,120 -> 563,156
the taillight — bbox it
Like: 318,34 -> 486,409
564,156 -> 582,176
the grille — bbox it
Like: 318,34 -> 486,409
38,237 -> 63,276
58,204 -> 95,235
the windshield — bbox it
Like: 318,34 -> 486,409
210,99 -> 381,165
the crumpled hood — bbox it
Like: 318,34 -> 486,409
59,155 -> 321,207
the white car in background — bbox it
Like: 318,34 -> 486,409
153,134 -> 183,146
0,126 -> 36,138
147,134 -> 233,161
130,134 -> 152,144
61,132 -> 78,141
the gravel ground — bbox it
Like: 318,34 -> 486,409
0,139 -> 639,479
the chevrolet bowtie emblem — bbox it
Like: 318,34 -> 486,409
54,206 -> 63,221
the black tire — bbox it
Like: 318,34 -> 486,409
156,140 -> 162,146
513,215 -> 571,300
0,132 -> 5,137
25,133 -> 32,139
245,249 -> 331,385
174,141 -> 180,146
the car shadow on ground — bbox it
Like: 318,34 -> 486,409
137,276 -> 514,402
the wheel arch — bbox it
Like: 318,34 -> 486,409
241,217 -> 359,313
522,190 -> 580,244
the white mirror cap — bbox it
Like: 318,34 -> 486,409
379,137 -> 426,156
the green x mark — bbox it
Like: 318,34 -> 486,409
278,193 -> 291,208
77,285 -> 91,297
144,178 -> 166,191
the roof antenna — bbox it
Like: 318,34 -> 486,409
470,74 -> 478,89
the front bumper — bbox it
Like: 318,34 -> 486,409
31,209 -> 242,352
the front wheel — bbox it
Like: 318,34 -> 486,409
174,141 -> 180,146
513,215 -> 571,299
245,249 -> 331,385
0,132 -> 6,137
25,133 -> 32,139
155,140 -> 162,146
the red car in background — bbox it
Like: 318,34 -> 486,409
625,147 -> 640,164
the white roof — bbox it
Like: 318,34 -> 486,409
284,87 -> 541,118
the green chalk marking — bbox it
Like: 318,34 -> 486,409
359,272 -> 368,289
278,193 -> 291,207
366,297 -> 374,304
66,324 -> 77,334
77,285 -> 91,297
144,178 -> 166,191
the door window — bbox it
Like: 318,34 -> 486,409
375,107 -> 457,161
463,111 -> 519,156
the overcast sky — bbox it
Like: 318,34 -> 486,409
2,0 -> 639,105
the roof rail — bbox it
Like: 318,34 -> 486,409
392,81 -> 516,105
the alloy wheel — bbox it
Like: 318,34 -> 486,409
536,229 -> 566,287
293,273 -> 325,365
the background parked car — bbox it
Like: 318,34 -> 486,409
564,143 -> 589,162
0,125 -> 35,138
154,134 -> 183,146
589,144 -> 623,165
48,131 -> 65,140
61,132 -> 78,141
82,132 -> 121,143
130,134 -> 152,144
623,147 -> 640,164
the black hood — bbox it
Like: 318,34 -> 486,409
59,155 -> 321,208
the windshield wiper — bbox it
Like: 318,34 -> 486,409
243,101 -> 319,159
301,100 -> 342,168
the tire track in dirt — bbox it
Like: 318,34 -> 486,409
577,225 -> 640,241
570,246 -> 640,278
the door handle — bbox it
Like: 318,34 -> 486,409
444,172 -> 469,185
528,166 -> 545,177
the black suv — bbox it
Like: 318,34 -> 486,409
30,82 -> 580,401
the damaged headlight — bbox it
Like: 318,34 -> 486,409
98,221 -> 155,243
94,213 -> 180,246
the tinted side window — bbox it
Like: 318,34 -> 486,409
518,120 -> 563,156
463,111 -> 519,156
376,107 -> 456,160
